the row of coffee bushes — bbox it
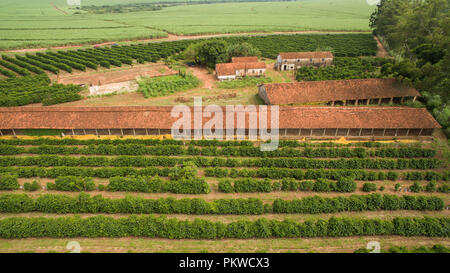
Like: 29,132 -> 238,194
205,167 -> 450,181
1,55 -> 46,75
46,176 -> 95,191
218,177 -> 357,193
0,138 -> 406,148
15,55 -> 59,74
272,194 -> 444,213
0,144 -> 436,159
0,216 -> 447,239
0,193 -> 443,214
0,155 -> 443,171
107,176 -> 210,194
0,138 -> 250,146
0,166 -> 171,178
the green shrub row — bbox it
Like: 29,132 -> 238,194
108,176 -> 210,194
218,177 -> 357,193
47,176 -> 95,192
273,194 -> 444,213
0,193 -> 262,214
0,215 -> 447,239
0,173 -> 19,190
0,144 -> 435,159
0,193 -> 442,215
205,167 -> 449,181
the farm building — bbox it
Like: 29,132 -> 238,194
231,56 -> 259,63
275,51 -> 334,71
258,78 -> 421,106
215,62 -> 266,80
0,106 -> 440,139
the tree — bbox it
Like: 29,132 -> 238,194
196,40 -> 228,69
224,42 -> 261,62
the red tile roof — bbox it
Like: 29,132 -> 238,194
261,79 -> 421,105
215,62 -> 266,76
279,51 -> 334,60
232,56 -> 259,63
0,106 -> 440,130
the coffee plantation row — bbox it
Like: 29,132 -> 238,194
0,215 -> 447,239
0,193 -> 444,215
0,144 -> 438,160
0,138 -> 414,148
0,74 -> 82,107
205,167 -> 449,181
0,34 -> 377,78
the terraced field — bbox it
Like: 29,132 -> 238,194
0,137 -> 448,252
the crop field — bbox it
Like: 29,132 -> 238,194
0,0 -> 375,50
0,137 -> 448,253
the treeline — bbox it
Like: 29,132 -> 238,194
0,215 -> 447,239
0,193 -> 443,214
0,144 -> 436,158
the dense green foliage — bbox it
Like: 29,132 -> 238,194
217,76 -> 272,89
295,57 -> 393,81
47,176 -> 96,192
0,173 -> 19,190
370,0 -> 449,137
108,176 -> 210,194
218,177 -> 357,193
0,193 -> 443,215
138,72 -> 200,98
0,74 -> 82,106
0,215 -> 447,239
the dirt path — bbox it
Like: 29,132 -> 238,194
375,36 -> 390,58
1,30 -> 371,54
187,66 -> 216,89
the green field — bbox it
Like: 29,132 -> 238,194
0,0 -> 375,50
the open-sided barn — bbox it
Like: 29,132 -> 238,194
258,78 -> 421,106
0,106 -> 440,139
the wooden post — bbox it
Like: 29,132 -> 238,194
390,97 -> 393,104
418,128 -> 423,136
72,129 -> 75,136
406,128 -> 410,136
346,128 -> 350,136
12,129 -> 16,136
335,128 -> 338,136
108,129 -> 111,135
298,128 -> 301,136
343,100 -> 346,106
355,100 -> 358,106
95,129 -> 98,136
323,128 -> 326,136
145,129 -> 148,136
310,129 -> 313,137
378,98 -> 382,105
413,96 -> 417,102
158,129 -> 161,136
331,101 -> 335,106
120,129 -> 123,136
358,128 -> 362,136
0,130 -> 2,136
382,128 -> 386,136
133,128 -> 136,136
366,99 -> 370,105
395,128 -> 398,136
371,128 -> 374,136
83,129 -> 86,135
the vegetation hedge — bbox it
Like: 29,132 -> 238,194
0,216 -> 447,239
108,176 -> 210,194
0,193 -> 442,215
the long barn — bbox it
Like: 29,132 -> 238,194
0,106 -> 440,139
